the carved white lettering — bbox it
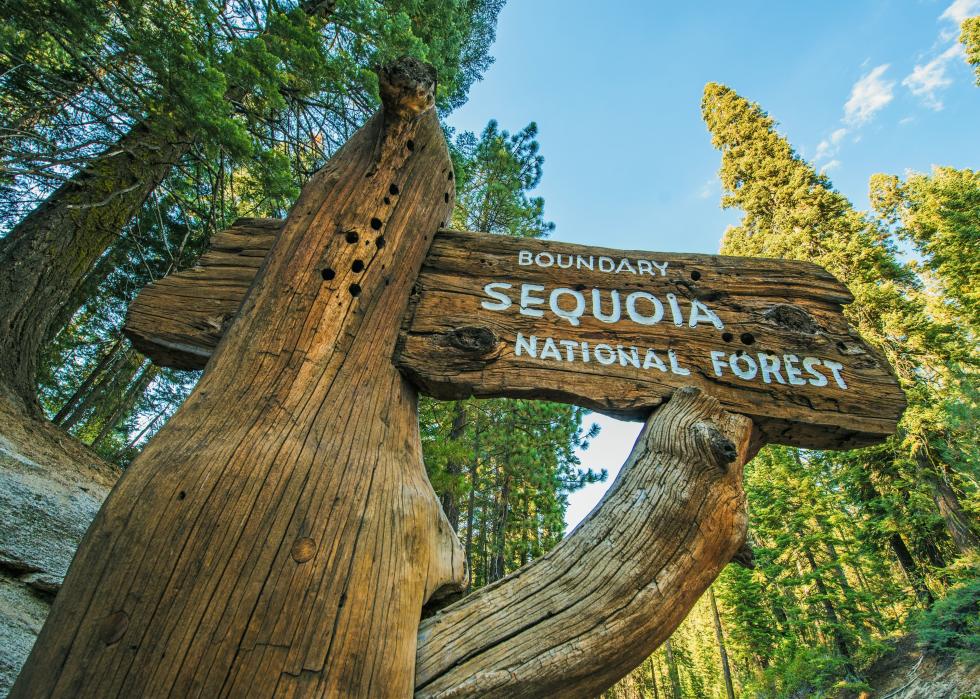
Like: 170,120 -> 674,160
519,284 -> 546,318
550,288 -> 586,326
626,292 -> 664,326
481,282 -> 513,311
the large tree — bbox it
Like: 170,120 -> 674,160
870,167 -> 980,334
701,83 -> 979,555
0,0 -> 502,414
962,15 -> 980,84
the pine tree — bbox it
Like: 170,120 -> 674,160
701,82 -> 979,557
870,167 -> 980,333
962,16 -> 980,84
0,0 -> 503,413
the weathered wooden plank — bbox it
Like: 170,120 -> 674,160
396,231 -> 905,449
124,218 -> 278,369
124,224 -> 904,449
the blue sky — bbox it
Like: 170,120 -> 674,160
444,0 -> 980,529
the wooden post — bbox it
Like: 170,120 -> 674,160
11,57 -> 462,698
414,387 -> 755,699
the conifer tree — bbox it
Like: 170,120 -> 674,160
0,0 -> 503,413
870,167 -> 980,333
962,16 -> 980,84
701,82 -> 979,556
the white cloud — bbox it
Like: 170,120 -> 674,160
697,177 -> 718,200
844,65 -> 895,125
821,159 -> 842,173
940,0 -> 980,24
814,127 -> 849,162
903,43 -> 963,110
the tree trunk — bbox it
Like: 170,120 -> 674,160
858,472 -> 934,605
0,119 -> 190,414
664,639 -> 682,699
489,454 -> 511,583
708,586 -> 736,699
464,410 -> 480,588
520,490 -> 530,566
116,401 -> 170,457
802,547 -> 855,674
415,387 -> 754,698
58,346 -> 144,431
90,361 -> 158,450
888,532 -> 933,605
647,657 -> 660,699
52,337 -> 124,424
11,58 -> 462,699
439,401 -> 467,530
0,2 -> 338,415
918,450 -> 980,555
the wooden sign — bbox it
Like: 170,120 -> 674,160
125,222 -> 904,449
21,58 -> 907,699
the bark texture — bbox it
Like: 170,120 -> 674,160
413,386 -> 754,699
0,120 -> 189,414
10,57 -> 462,699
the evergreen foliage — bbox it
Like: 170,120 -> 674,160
870,167 -> 980,333
610,82 -> 979,697
914,576 -> 980,663
962,16 -> 980,85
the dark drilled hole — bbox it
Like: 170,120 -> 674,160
351,259 -> 364,273
389,183 -> 399,195
383,196 -> 391,205
375,236 -> 385,249
740,332 -> 755,345
690,270 -> 701,281
321,268 -> 336,280
370,217 -> 382,230
345,230 -> 359,244
722,332 -> 733,342
349,283 -> 361,297
177,491 -> 186,500
448,170 -> 454,180
406,139 -> 415,151
444,192 -> 450,203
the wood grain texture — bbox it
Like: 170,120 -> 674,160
413,386 -> 754,699
397,231 -> 905,449
11,58 -> 461,699
125,217 -> 279,370
126,225 -> 904,449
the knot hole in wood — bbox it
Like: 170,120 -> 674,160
447,326 -> 498,355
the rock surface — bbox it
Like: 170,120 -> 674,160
0,392 -> 119,696
854,634 -> 980,699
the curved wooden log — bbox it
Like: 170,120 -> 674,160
414,386 -> 754,699
11,57 -> 462,699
